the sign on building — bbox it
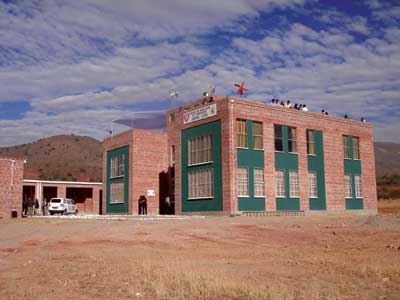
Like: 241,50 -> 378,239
183,103 -> 217,124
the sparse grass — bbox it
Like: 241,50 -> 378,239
1,216 -> 400,300
132,260 -> 343,300
378,199 -> 400,214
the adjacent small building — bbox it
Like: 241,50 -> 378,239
166,95 -> 377,215
22,180 -> 102,214
102,129 -> 168,215
0,157 -> 24,218
1,156 -> 102,218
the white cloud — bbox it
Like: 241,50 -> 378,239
365,0 -> 382,10
0,0 -> 399,146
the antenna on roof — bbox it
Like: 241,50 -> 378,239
169,89 -> 179,107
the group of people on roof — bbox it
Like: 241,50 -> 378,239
271,99 -> 308,111
270,99 -> 366,122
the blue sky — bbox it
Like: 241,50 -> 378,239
0,0 -> 399,146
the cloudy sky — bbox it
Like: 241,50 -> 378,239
0,0 -> 399,146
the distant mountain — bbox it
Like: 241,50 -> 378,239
374,142 -> 400,177
0,135 -> 102,182
0,135 -> 399,182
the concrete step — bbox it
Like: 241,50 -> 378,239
242,210 -> 305,217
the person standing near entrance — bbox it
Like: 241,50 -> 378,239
42,198 -> 47,216
142,196 -> 147,215
22,197 -> 28,217
138,195 -> 148,215
27,198 -> 34,216
34,198 -> 39,215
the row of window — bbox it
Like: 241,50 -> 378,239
187,168 -> 363,200
237,120 -> 263,149
235,120 -> 361,159
345,174 -> 363,198
110,154 -> 125,178
236,120 -> 314,155
181,126 -> 361,169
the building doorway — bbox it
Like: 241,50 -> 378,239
66,187 -> 93,213
23,185 -> 35,203
43,186 -> 57,201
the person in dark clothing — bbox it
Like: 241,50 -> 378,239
42,198 -> 47,216
138,195 -> 148,215
27,198 -> 34,216
22,197 -> 28,217
34,199 -> 39,215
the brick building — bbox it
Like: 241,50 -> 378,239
102,129 -> 168,215
166,95 -> 377,215
0,157 -> 24,218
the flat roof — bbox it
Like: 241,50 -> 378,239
23,179 -> 102,185
167,95 -> 372,129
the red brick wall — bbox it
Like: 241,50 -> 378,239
131,129 -> 168,214
0,157 -> 24,218
167,96 -> 377,214
103,129 -> 168,215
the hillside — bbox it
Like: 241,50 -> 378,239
374,142 -> 400,177
0,135 -> 102,182
0,135 -> 399,183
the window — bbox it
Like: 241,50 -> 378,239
353,137 -> 360,160
110,182 -> 124,204
188,169 -> 213,199
275,169 -> 285,197
355,175 -> 362,198
343,136 -> 351,159
289,170 -> 299,197
274,125 -> 283,151
237,119 -> 247,148
254,168 -> 265,197
110,155 -> 125,178
308,171 -> 318,198
171,145 -> 175,166
344,174 -> 352,198
188,135 -> 212,165
253,122 -> 263,150
307,130 -> 316,155
237,167 -> 249,196
288,127 -> 297,153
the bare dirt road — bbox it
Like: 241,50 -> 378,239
1,213 -> 400,300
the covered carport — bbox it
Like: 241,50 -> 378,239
66,187 -> 93,213
23,180 -> 102,215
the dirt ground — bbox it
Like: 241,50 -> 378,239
1,207 -> 400,300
